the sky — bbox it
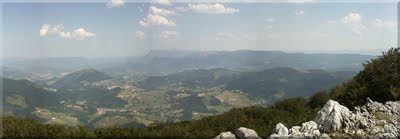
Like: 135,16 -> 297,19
1,0 -> 398,58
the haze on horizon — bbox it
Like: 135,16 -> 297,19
1,0 -> 397,58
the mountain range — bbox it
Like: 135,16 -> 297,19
1,66 -> 356,128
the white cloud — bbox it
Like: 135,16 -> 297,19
288,0 -> 313,3
294,10 -> 304,15
106,0 -> 125,8
71,28 -> 96,40
39,24 -> 96,40
265,18 -> 275,23
175,6 -> 189,12
150,0 -> 171,6
188,3 -> 239,14
135,31 -> 145,40
341,13 -> 366,35
139,14 -> 176,27
39,24 -> 50,36
149,6 -> 175,16
158,30 -> 179,40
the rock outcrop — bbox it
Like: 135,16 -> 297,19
214,99 -> 399,139
273,123 -> 288,136
214,131 -> 237,139
270,99 -> 400,138
214,127 -> 261,139
235,127 -> 262,139
314,100 -> 351,133
269,121 -> 324,139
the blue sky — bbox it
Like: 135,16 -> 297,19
1,0 -> 398,58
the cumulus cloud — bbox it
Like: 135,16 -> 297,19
188,3 -> 239,14
39,24 -> 96,40
39,24 -> 50,36
341,13 -> 366,35
139,14 -> 176,27
294,10 -> 305,15
70,28 -> 96,40
106,0 -> 125,8
265,18 -> 275,23
158,30 -> 179,40
139,5 -> 176,27
149,6 -> 175,16
150,0 -> 171,6
136,31 -> 145,40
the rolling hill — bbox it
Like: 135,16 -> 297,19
1,77 -> 59,116
50,68 -> 112,89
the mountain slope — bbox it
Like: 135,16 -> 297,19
51,68 -> 111,89
226,67 -> 356,98
1,77 -> 59,116
138,67 -> 356,100
137,68 -> 239,89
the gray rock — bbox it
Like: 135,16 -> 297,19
300,121 -> 319,135
273,123 -> 289,135
214,131 -> 237,139
269,121 -> 322,138
269,99 -> 399,138
314,100 -> 351,133
235,127 -> 262,139
268,134 -> 288,139
289,126 -> 301,135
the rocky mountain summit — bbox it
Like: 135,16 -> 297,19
215,99 -> 400,139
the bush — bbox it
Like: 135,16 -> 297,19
331,47 -> 400,108
309,91 -> 330,109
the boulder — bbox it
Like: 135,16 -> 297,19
235,127 -> 262,139
314,100 -> 351,133
273,123 -> 289,135
300,121 -> 319,136
214,131 -> 237,139
269,122 -> 324,139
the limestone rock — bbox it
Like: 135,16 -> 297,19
235,127 -> 262,139
273,123 -> 289,135
289,126 -> 301,135
314,100 -> 351,133
214,131 -> 237,139
269,99 -> 399,138
300,121 -> 319,136
269,122 -> 325,139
